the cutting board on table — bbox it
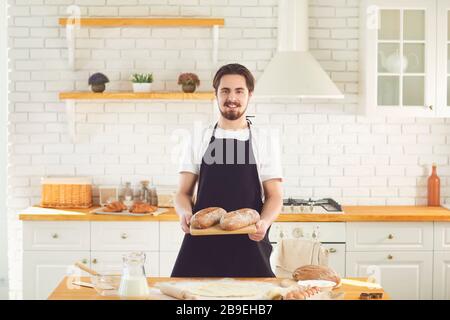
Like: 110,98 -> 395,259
190,224 -> 257,236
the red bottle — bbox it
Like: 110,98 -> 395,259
427,163 -> 440,206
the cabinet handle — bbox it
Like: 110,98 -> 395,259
387,255 -> 393,260
428,105 -> 433,110
388,234 -> 394,240
51,233 -> 58,239
279,231 -> 284,238
328,248 -> 337,253
121,233 -> 128,239
82,259 -> 88,264
92,259 -> 98,264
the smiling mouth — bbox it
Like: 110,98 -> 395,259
225,104 -> 240,109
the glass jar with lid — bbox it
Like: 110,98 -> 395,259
122,182 -> 134,209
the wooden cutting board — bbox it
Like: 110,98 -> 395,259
190,224 -> 257,236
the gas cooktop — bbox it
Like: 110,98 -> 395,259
282,198 -> 344,214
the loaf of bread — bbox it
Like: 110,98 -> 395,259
292,265 -> 341,287
219,208 -> 260,231
190,207 -> 226,229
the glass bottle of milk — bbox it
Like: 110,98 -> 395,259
118,252 -> 149,298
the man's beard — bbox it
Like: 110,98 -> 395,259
219,101 -> 247,121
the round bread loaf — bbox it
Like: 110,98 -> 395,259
219,208 -> 260,231
292,265 -> 341,288
190,207 -> 226,229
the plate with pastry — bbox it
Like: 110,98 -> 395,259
91,201 -> 168,216
190,207 -> 259,236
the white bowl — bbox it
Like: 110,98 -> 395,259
297,280 -> 336,292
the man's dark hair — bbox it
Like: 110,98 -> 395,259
212,63 -> 255,93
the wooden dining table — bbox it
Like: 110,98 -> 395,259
48,276 -> 389,300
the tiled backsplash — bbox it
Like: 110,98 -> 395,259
7,0 -> 450,298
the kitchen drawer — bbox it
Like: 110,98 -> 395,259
23,222 -> 90,251
160,222 -> 185,251
269,222 -> 346,243
91,222 -> 159,251
90,251 -> 159,277
434,222 -> 450,251
346,222 -> 433,252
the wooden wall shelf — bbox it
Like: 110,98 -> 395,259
59,91 -> 216,101
59,18 -> 225,27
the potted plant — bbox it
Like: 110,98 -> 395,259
178,73 -> 200,93
131,73 -> 153,93
88,73 -> 109,93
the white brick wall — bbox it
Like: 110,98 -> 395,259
6,0 -> 450,299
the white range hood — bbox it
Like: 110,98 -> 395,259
254,0 -> 344,99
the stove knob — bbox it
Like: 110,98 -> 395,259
292,228 -> 303,238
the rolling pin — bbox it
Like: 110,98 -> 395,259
74,261 -> 100,276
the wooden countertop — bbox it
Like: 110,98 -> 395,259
48,276 -> 389,300
19,205 -> 450,222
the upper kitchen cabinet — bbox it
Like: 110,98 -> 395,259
361,0 -> 440,117
437,0 -> 450,116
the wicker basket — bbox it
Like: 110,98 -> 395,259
41,177 -> 93,209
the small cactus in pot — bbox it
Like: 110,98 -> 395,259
88,73 -> 109,93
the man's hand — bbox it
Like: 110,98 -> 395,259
248,220 -> 269,242
180,212 -> 192,234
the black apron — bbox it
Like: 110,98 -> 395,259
171,120 -> 275,278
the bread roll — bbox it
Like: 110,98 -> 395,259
190,207 -> 226,229
129,202 -> 157,213
219,208 -> 260,231
103,201 -> 127,212
292,265 -> 341,287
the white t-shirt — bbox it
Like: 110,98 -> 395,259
177,123 -> 283,200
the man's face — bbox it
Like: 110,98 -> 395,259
216,74 -> 252,121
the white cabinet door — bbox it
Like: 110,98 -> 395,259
433,251 -> 450,299
159,222 -> 184,277
346,251 -> 433,300
322,243 -> 346,278
159,251 -> 179,277
160,222 -> 185,251
23,251 -> 90,300
90,251 -> 159,277
434,222 -> 450,251
362,0 -> 436,117
23,221 -> 90,251
437,0 -> 450,117
91,222 -> 159,251
346,222 -> 433,251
